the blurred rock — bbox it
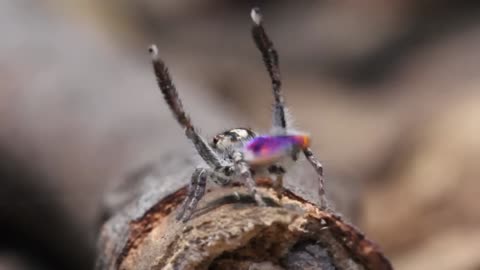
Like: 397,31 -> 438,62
363,92 -> 480,269
0,252 -> 42,270
0,1 -> 236,269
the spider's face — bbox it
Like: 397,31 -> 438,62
211,128 -> 256,152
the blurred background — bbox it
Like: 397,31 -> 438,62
1,0 -> 480,269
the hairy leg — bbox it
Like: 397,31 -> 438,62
177,165 -> 236,222
149,45 -> 228,169
250,9 -> 327,205
177,168 -> 206,221
303,147 -> 327,208
273,174 -> 284,199
250,8 -> 286,132
232,151 -> 265,206
181,171 -> 208,222
268,165 -> 285,198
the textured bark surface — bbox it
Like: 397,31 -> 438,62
96,157 -> 392,270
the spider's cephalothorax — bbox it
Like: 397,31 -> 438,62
211,128 -> 256,152
148,7 -> 326,222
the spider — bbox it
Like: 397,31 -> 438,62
148,7 -> 325,222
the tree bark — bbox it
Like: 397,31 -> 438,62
95,154 -> 392,270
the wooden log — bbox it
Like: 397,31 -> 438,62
95,155 -> 392,270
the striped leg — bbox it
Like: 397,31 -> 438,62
233,152 -> 265,206
304,148 -> 327,208
149,45 -> 227,169
177,168 -> 206,221
177,166 -> 235,222
251,8 -> 326,204
251,8 -> 286,132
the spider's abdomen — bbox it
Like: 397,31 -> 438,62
243,134 -> 310,165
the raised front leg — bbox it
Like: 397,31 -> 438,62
250,8 -> 327,208
149,45 -> 227,169
251,8 -> 287,133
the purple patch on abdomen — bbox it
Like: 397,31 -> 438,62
243,135 -> 306,164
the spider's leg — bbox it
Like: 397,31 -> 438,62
177,168 -> 202,220
177,168 -> 208,222
179,167 -> 234,222
273,174 -> 284,199
303,147 -> 327,208
251,7 -> 286,132
149,45 -> 227,169
232,152 -> 265,206
268,165 -> 285,198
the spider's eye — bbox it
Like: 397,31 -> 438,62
227,128 -> 255,141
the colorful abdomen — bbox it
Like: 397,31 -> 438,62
243,134 -> 310,165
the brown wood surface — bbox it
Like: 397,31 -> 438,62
95,155 -> 392,270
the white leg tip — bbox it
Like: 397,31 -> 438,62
251,7 -> 262,25
148,44 -> 159,60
